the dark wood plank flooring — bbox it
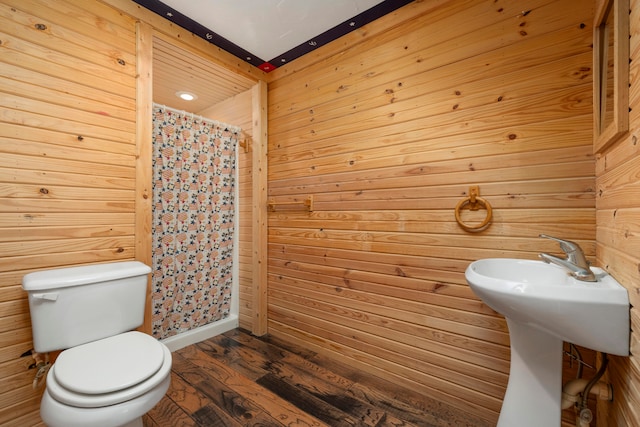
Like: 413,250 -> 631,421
143,328 -> 490,427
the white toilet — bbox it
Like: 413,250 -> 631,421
22,261 -> 172,427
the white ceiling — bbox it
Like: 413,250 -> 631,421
154,0 -> 385,61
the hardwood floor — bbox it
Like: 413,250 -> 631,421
143,328 -> 490,427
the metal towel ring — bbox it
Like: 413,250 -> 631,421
455,186 -> 492,232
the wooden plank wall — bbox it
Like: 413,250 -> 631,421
266,0 -> 595,424
595,0 -> 640,424
7,0 -> 640,425
0,0 -> 259,424
199,91 -> 255,330
0,0 -> 137,424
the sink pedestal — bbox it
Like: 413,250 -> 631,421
499,319 -> 563,427
465,258 -> 630,426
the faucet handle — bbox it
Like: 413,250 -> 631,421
539,234 -> 591,268
539,234 -> 580,254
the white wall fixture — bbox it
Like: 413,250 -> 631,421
465,258 -> 630,427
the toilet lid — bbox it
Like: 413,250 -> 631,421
53,331 -> 165,394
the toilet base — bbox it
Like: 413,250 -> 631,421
41,375 -> 170,427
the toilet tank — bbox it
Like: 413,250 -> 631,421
22,261 -> 152,353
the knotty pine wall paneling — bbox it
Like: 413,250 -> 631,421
267,0 -> 596,424
595,0 -> 640,425
0,0 -> 137,424
0,0 -> 261,424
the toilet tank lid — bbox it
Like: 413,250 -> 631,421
22,261 -> 152,291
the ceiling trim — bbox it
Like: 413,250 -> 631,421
132,0 -> 413,72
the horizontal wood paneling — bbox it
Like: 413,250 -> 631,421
267,0 -> 596,424
8,0 -> 640,425
0,0 -> 257,424
0,0 -> 137,423
595,0 -> 640,425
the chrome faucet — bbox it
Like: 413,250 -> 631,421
538,234 -> 597,282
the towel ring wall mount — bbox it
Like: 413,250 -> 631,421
455,186 -> 492,232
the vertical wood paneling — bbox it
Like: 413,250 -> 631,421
267,0 -> 595,424
0,0 -> 137,424
595,0 -> 640,425
252,80 -> 269,336
136,21 -> 154,334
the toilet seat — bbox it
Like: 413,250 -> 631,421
46,331 -> 172,408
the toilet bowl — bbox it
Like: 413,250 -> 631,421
41,380 -> 169,427
41,332 -> 172,427
22,261 -> 172,427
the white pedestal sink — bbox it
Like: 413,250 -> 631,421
465,258 -> 629,427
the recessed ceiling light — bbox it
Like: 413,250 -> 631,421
176,91 -> 197,101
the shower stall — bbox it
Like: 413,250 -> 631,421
151,104 -> 241,350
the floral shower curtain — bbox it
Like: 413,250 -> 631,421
151,105 -> 238,340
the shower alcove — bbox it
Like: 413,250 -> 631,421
139,27 -> 268,350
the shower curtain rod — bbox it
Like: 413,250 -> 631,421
153,103 -> 242,134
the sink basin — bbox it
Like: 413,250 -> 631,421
465,258 -> 630,427
466,258 -> 629,356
